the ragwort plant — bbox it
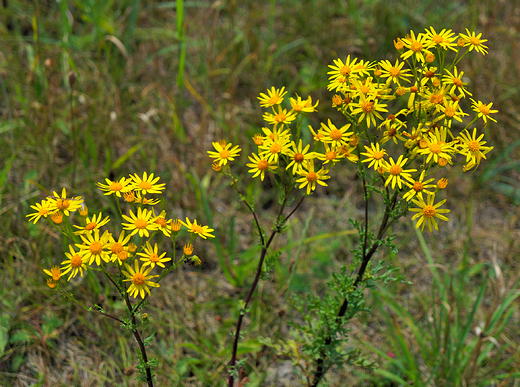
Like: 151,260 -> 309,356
28,173 -> 213,387
216,27 -> 496,386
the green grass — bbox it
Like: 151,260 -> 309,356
2,0 -> 520,386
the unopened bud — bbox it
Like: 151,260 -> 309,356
437,178 -> 448,189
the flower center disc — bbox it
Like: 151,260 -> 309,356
389,165 -> 402,175
135,219 -> 148,229
111,242 -> 123,254
139,181 -> 152,190
86,222 -> 97,230
275,113 -> 287,123
191,224 -> 203,234
340,65 -> 351,75
110,182 -> 123,191
270,143 -> 282,154
258,160 -> 269,171
90,241 -> 103,254
307,172 -> 318,183
149,253 -> 159,263
133,273 -> 146,286
468,141 -> 480,152
410,41 -> 423,52
422,205 -> 436,218
479,105 -> 490,115
155,218 -> 167,227
362,101 -> 374,113
413,182 -> 424,192
219,149 -> 231,159
429,143 -> 442,154
71,255 -> 83,268
329,129 -> 342,141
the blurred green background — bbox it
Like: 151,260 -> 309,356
2,0 -> 520,385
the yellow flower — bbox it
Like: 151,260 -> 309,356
50,211 -> 63,224
76,229 -> 112,266
171,219 -> 182,234
73,212 -> 110,235
400,30 -> 434,63
181,218 -> 215,239
46,188 -> 84,216
122,260 -> 160,299
262,105 -> 297,125
26,200 -> 53,224
43,265 -> 62,281
183,243 -> 194,256
459,29 -> 488,55
107,231 -> 132,264
361,142 -> 387,170
96,177 -> 131,197
457,128 -> 493,171
384,155 -> 416,190
402,170 -> 436,202
258,86 -> 287,108
349,94 -> 388,128
442,67 -> 472,97
61,245 -> 88,281
320,119 -> 353,147
285,140 -> 314,175
152,210 -> 172,237
295,160 -> 331,195
470,99 -> 498,124
129,172 -> 165,195
137,242 -> 171,269
410,193 -> 450,232
315,143 -> 344,165
207,141 -> 241,166
378,59 -> 412,85
417,133 -> 455,164
327,56 -> 359,83
247,153 -> 277,181
122,208 -> 160,238
258,135 -> 290,163
290,94 -> 319,113
423,27 -> 457,51
134,193 -> 161,206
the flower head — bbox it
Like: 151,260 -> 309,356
129,172 -> 165,195
361,143 -> 387,170
410,193 -> 450,232
96,177 -> 131,197
258,86 -> 287,108
107,231 -> 132,264
470,99 -> 498,124
122,207 -> 160,238
122,260 -> 160,299
207,141 -> 241,166
295,160 -> 331,195
76,229 -> 112,266
73,212 -> 110,235
384,155 -> 416,190
61,245 -> 88,281
43,266 -> 62,281
181,218 -> 215,239
247,153 -> 277,181
46,188 -> 83,216
459,29 -> 488,55
137,242 -> 171,269
26,200 -> 53,224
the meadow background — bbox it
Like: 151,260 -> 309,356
2,0 -> 520,386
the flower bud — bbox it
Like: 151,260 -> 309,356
437,178 -> 448,189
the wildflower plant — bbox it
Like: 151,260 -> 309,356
216,27 -> 496,386
29,174 -> 212,387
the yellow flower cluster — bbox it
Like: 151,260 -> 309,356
31,173 -> 214,298
210,27 -> 496,232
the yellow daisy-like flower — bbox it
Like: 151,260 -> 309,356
134,192 -> 161,206
402,170 -> 436,202
181,218 -> 215,239
46,188 -> 84,216
121,207 -> 160,238
417,134 -> 455,164
320,119 -> 353,147
96,177 -> 131,197
73,212 -> 110,235
129,172 -> 165,195
137,242 -> 171,269
423,27 -> 457,51
246,153 -> 277,181
384,155 -> 417,190
284,140 -> 314,175
76,229 -> 112,266
290,94 -> 319,113
315,143 -> 344,165
410,193 -> 450,232
349,94 -> 388,128
470,99 -> 498,124
400,30 -> 434,63
207,141 -> 241,166
258,135 -> 290,163
263,105 -> 298,126
328,56 -> 359,82
122,260 -> 160,300
43,265 -> 62,281
380,125 -> 407,145
459,29 -> 488,55
107,230 -> 132,264
295,160 -> 331,195
258,86 -> 287,108
152,210 -> 172,237
26,200 -> 53,224
435,100 -> 466,128
61,245 -> 88,281
378,59 -> 412,85
442,67 -> 472,98
361,142 -> 387,170
457,128 -> 493,171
